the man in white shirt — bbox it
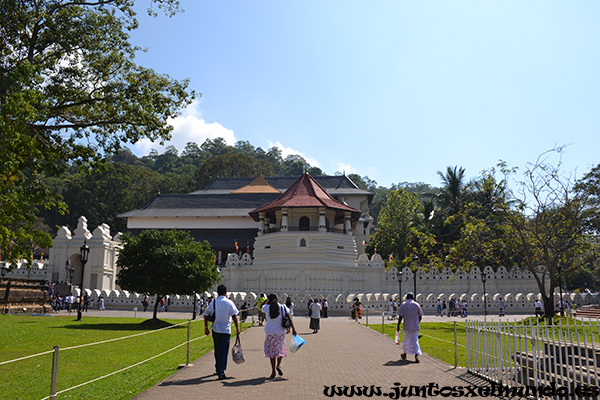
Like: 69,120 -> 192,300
204,285 -> 240,380
534,299 -> 543,317
396,293 -> 424,363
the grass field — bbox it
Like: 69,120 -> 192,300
0,315 -> 248,400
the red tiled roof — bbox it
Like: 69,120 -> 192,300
249,173 -> 361,221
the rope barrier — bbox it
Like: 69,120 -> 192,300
0,319 -> 193,366
39,333 -> 209,400
0,349 -> 56,366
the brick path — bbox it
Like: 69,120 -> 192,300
133,316 -> 486,400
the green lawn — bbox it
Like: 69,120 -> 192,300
368,321 -> 468,367
0,315 -> 247,400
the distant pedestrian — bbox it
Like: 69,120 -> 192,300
309,298 -> 322,333
498,298 -> 505,317
397,293 -> 424,363
241,301 -> 248,322
322,299 -> 328,318
257,293 -> 267,326
449,299 -> 455,317
83,294 -> 90,312
534,300 -> 543,317
98,296 -> 105,310
285,297 -> 294,317
142,298 -> 149,312
442,300 -> 447,316
436,299 -> 443,316
262,294 -> 296,379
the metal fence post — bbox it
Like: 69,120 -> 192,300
49,345 -> 59,400
186,319 -> 191,366
454,321 -> 458,368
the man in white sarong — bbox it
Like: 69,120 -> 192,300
396,292 -> 424,363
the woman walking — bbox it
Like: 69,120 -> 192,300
262,294 -> 297,378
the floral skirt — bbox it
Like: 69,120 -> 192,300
264,333 -> 287,358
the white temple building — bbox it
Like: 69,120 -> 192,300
3,173 -> 587,314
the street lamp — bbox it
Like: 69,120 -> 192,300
76,239 -> 90,321
397,269 -> 403,305
412,254 -> 419,297
557,263 -> 564,317
481,271 -> 487,316
1,264 -> 8,314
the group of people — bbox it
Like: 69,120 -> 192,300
50,292 -> 103,312
534,299 -> 577,317
204,285 -> 297,380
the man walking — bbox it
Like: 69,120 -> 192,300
204,285 -> 240,380
396,293 -> 423,363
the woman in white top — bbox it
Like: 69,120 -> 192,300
262,294 -> 297,378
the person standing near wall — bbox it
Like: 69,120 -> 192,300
309,298 -> 322,333
204,285 -> 240,380
396,292 -> 424,363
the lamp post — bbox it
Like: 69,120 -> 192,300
397,269 -> 403,304
1,264 -> 8,314
412,254 -> 419,297
76,240 -> 90,321
481,271 -> 487,317
557,263 -> 564,317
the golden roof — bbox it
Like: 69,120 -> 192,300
230,176 -> 281,194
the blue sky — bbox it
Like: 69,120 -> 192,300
128,1 -> 600,188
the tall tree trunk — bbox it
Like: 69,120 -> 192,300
542,294 -> 554,319
153,295 -> 162,320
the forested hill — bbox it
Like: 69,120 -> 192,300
39,138 -> 439,237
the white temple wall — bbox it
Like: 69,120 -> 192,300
253,232 -> 358,266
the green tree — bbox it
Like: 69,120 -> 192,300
58,162 -> 194,234
0,0 -> 194,260
447,169 -> 512,269
117,229 -> 220,320
575,163 -> 600,235
371,189 -> 429,276
195,153 -> 275,188
449,151 -> 598,317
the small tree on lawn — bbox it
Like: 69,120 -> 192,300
117,229 -> 220,320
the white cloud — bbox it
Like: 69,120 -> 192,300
267,141 -> 321,168
133,101 -> 236,156
332,162 -> 358,175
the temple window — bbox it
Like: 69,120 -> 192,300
299,216 -> 310,231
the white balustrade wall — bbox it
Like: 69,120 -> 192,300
1,260 -> 597,315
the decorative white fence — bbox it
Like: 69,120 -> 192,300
466,318 -> 600,396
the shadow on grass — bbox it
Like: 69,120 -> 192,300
53,319 -> 184,331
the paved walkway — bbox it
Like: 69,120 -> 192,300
132,316 -> 483,400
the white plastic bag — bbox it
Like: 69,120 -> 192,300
395,330 -> 400,345
290,334 -> 306,353
231,336 -> 245,364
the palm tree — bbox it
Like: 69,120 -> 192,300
437,166 -> 470,215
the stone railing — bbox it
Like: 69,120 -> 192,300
60,288 -> 598,316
